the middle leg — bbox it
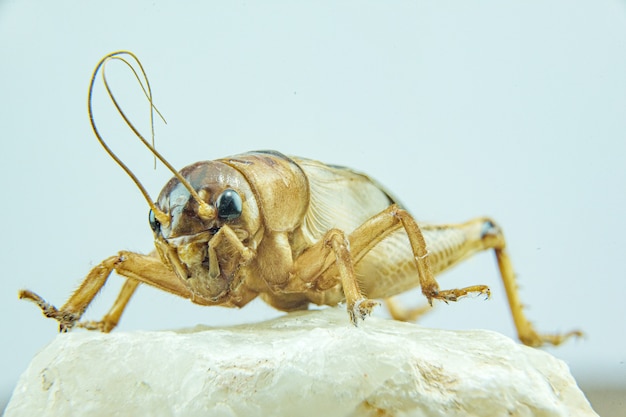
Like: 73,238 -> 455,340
290,205 -> 490,322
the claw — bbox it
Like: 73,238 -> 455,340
19,289 -> 61,320
520,329 -> 584,347
347,298 -> 379,326
76,320 -> 114,332
19,289 -> 78,332
425,285 -> 491,304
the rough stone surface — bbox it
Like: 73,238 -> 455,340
6,308 -> 597,417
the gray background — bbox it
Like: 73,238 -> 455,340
1,1 -> 624,414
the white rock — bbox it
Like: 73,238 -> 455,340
6,308 -> 597,417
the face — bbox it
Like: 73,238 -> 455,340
148,160 -> 261,301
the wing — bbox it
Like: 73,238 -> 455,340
293,157 -> 395,244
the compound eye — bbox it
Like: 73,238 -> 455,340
216,189 -> 242,221
148,209 -> 161,233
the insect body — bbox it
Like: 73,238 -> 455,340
19,52 -> 581,347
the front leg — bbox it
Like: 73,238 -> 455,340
19,251 -> 197,332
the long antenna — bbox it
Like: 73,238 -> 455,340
87,51 -> 216,225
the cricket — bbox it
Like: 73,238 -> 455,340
20,51 -> 581,347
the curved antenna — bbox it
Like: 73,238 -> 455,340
87,51 -> 216,225
99,53 -> 166,169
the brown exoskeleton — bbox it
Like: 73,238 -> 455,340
20,51 -> 581,347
